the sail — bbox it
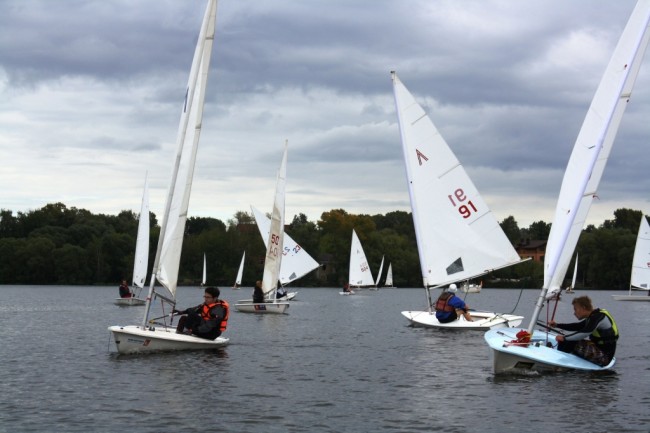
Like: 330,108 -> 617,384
202,253 -> 207,285
251,205 -> 319,285
542,3 -> 650,294
349,229 -> 375,287
155,0 -> 217,299
391,72 -> 523,288
375,255 -> 385,286
261,142 -> 288,297
235,251 -> 245,286
570,253 -> 578,289
132,173 -> 150,290
385,263 -> 393,287
631,216 -> 650,290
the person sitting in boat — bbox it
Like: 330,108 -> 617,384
434,284 -> 473,323
276,285 -> 288,300
342,282 -> 351,293
173,287 -> 229,340
253,280 -> 265,303
548,295 -> 618,366
118,280 -> 133,298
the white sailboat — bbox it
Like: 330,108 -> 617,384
109,0 -> 229,353
565,254 -> 578,294
460,281 -> 482,294
250,204 -> 320,300
485,0 -> 650,374
201,253 -> 207,286
235,142 -> 291,314
613,216 -> 650,301
384,262 -> 395,288
392,72 -> 526,330
348,229 -> 375,288
233,251 -> 245,289
115,173 -> 149,306
370,255 -> 385,290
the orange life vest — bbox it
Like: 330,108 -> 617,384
201,300 -> 230,332
435,292 -> 455,313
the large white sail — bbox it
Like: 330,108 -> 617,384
392,72 -> 523,289
261,142 -> 288,297
251,205 -> 319,285
155,0 -> 217,299
132,173 -> 150,290
349,229 -> 375,287
631,216 -> 650,290
542,2 -> 650,298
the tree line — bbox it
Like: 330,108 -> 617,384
0,203 -> 643,289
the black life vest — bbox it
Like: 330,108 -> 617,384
591,308 -> 618,346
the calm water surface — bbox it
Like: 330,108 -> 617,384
0,285 -> 648,433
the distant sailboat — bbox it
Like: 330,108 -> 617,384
392,72 -> 526,330
250,205 -> 320,300
201,253 -> 207,286
486,0 -> 650,373
115,173 -> 149,307
233,251 -> 245,289
371,255 -> 384,290
565,254 -> 578,294
235,142 -> 291,314
613,216 -> 650,301
348,229 -> 375,288
108,0 -> 229,353
384,262 -> 395,288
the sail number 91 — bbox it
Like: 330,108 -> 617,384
448,188 -> 477,219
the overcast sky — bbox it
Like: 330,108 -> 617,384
1,0 -> 649,228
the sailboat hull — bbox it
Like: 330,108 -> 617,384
484,328 -> 615,374
108,325 -> 229,354
234,300 -> 290,314
611,295 -> 650,301
114,297 -> 146,306
401,310 -> 523,330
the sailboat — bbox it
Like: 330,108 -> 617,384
250,205 -> 320,300
392,72 -> 526,330
348,229 -> 375,289
370,255 -> 385,290
115,173 -> 149,306
201,253 -> 207,286
613,216 -> 650,301
235,142 -> 291,314
384,262 -> 396,288
485,0 -> 650,373
565,254 -> 578,294
232,251 -> 245,289
108,0 -> 229,353
460,281 -> 482,294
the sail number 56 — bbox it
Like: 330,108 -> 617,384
448,188 -> 477,219
269,233 -> 280,256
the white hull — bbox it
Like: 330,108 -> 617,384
108,325 -> 229,354
234,300 -> 290,314
461,285 -> 481,293
339,291 -> 355,295
484,328 -> 615,374
401,310 -> 523,330
114,297 -> 146,306
612,295 -> 650,301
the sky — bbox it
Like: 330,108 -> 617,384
1,0 -> 649,229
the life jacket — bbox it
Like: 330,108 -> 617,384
435,292 -> 455,313
201,300 -> 230,332
591,308 -> 618,346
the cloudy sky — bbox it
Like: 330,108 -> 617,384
1,0 -> 649,228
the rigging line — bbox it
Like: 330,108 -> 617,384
506,286 -> 526,315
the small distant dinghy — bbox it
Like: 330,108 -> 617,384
613,216 -> 650,301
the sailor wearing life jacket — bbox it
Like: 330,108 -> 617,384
434,284 -> 473,323
174,286 -> 230,340
549,295 -> 618,366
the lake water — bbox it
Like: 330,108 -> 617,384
0,285 -> 648,433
